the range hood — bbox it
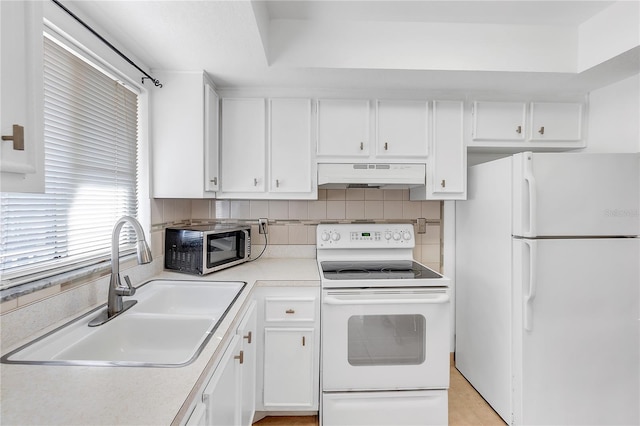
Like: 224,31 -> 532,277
317,163 -> 426,190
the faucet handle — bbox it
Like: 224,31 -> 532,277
119,275 -> 136,296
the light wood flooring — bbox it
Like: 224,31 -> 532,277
254,367 -> 505,426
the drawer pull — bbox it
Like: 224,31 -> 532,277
285,309 -> 295,314
243,331 -> 252,344
234,350 -> 244,364
302,336 -> 306,346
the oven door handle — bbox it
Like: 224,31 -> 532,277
323,293 -> 449,305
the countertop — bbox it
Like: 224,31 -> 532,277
0,258 -> 320,426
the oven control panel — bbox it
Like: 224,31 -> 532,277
317,224 -> 415,248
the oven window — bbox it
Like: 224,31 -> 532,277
207,232 -> 239,267
347,314 -> 426,366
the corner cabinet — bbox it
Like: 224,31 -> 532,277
151,71 -> 220,198
253,285 -> 320,414
1,0 -> 44,193
469,100 -> 585,151
183,301 -> 257,426
219,98 -> 316,199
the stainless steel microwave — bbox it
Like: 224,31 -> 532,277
164,224 -> 251,275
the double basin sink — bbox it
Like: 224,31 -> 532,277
1,280 -> 246,367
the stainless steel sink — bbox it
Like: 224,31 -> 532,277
1,279 -> 246,367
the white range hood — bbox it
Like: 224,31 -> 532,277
317,163 -> 426,190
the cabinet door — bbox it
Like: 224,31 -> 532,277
1,1 -> 44,192
317,99 -> 370,157
236,301 -> 257,426
530,102 -> 582,141
221,98 -> 266,192
203,335 -> 242,426
263,328 -> 315,409
204,82 -> 220,192
431,101 -> 465,198
472,101 -> 526,141
376,100 -> 428,157
269,99 -> 312,193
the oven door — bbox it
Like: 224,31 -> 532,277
322,288 -> 450,391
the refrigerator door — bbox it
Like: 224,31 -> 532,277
512,237 -> 639,425
512,152 -> 639,237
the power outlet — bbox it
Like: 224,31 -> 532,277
258,218 -> 268,234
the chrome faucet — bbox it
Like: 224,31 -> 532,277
89,216 -> 152,327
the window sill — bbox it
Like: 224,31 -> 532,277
0,255 -> 138,305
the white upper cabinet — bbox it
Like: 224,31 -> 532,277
317,98 -> 429,161
1,1 -> 44,193
529,102 -> 582,141
219,98 -> 316,199
412,100 -> 466,201
472,101 -> 526,141
220,98 -> 266,193
470,100 -> 585,151
376,100 -> 428,157
152,71 -> 219,198
269,99 -> 313,194
317,99 -> 370,157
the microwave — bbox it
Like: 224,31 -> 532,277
164,224 -> 251,275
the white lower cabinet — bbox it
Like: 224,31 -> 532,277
263,327 -> 315,408
254,286 -> 320,413
204,335 -> 242,426
184,301 -> 257,426
237,301 -> 258,426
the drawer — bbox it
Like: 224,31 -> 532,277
265,297 -> 316,322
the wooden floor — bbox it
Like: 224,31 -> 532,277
254,367 -> 505,425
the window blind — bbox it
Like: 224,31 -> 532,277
0,36 -> 140,288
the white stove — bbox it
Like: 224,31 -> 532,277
317,223 -> 451,426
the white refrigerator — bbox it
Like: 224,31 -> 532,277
455,152 -> 639,425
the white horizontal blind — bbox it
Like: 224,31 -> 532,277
0,36 -> 139,287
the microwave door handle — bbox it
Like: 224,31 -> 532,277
323,294 -> 450,305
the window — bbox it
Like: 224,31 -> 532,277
0,35 -> 140,289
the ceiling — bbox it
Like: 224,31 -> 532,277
66,1 -> 637,95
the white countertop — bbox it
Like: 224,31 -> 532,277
0,258 -> 320,426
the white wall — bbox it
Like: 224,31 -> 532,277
585,73 -> 640,153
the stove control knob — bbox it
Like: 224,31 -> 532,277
331,232 -> 341,241
384,232 -> 392,240
321,231 -> 331,241
393,232 -> 401,241
402,231 -> 411,240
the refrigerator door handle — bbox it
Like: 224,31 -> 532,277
523,239 -> 537,331
523,155 -> 537,237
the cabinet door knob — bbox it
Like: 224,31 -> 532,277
538,126 -> 545,135
234,350 -> 244,364
384,142 -> 388,150
2,124 -> 25,151
441,179 -> 446,188
516,126 -> 522,134
359,142 -> 364,150
285,309 -> 295,314
243,331 -> 252,344
276,179 -> 280,188
254,178 -> 258,186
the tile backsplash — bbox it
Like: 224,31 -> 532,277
151,189 -> 443,272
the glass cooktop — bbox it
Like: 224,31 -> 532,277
320,260 -> 442,280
